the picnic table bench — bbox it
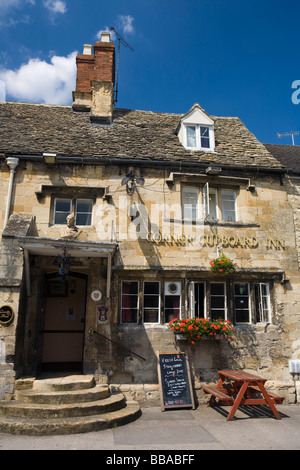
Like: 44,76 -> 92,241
202,370 -> 284,421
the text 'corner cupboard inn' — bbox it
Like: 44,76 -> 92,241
0,32 -> 300,404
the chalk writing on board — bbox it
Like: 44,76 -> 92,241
158,353 -> 194,410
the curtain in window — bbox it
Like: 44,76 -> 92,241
121,282 -> 132,323
186,126 -> 197,147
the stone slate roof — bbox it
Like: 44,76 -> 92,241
264,144 -> 300,174
0,101 -> 284,169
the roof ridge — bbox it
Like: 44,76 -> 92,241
1,101 -> 72,109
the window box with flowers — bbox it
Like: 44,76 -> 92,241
168,317 -> 235,344
209,253 -> 238,275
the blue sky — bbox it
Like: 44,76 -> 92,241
0,0 -> 299,145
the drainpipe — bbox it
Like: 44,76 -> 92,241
4,157 -> 19,227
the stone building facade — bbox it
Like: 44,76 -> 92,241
0,33 -> 299,404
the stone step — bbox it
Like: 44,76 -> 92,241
0,393 -> 126,419
32,374 -> 96,392
14,384 -> 110,404
0,401 -> 141,435
0,374 -> 141,435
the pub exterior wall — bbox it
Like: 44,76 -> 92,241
0,160 -> 299,403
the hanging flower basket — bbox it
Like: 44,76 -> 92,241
169,317 -> 234,344
209,253 -> 238,275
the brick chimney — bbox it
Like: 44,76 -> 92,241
72,32 -> 115,123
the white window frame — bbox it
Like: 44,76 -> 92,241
234,282 -> 251,324
164,281 -> 182,322
184,124 -> 214,152
75,198 -> 93,226
203,183 -> 237,222
53,198 -> 72,225
53,197 -> 93,226
254,283 -> 271,323
120,280 -> 139,324
143,281 -> 161,324
221,189 -> 237,222
210,282 -> 227,320
189,281 -> 207,318
182,186 -> 200,220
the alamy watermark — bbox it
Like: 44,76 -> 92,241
291,80 -> 300,104
95,197 -> 205,251
0,80 -> 6,102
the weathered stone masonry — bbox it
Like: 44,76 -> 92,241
0,33 -> 299,405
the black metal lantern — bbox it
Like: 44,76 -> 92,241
121,169 -> 145,195
57,246 -> 70,278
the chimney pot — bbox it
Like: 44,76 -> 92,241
73,35 -> 115,121
83,44 -> 92,55
101,32 -> 111,43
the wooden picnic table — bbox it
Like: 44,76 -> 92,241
202,370 -> 283,421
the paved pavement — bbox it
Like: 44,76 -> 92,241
0,403 -> 299,451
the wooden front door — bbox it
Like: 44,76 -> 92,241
41,273 -> 87,371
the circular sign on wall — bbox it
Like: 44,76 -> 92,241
0,305 -> 14,326
91,290 -> 102,302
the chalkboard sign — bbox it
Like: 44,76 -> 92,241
158,352 -> 195,411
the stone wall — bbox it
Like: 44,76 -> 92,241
0,162 -> 299,403
0,215 -> 35,399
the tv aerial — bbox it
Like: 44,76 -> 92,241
277,131 -> 300,146
110,26 -> 134,103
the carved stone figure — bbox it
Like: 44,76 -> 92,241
60,213 -> 82,239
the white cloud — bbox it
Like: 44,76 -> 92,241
117,15 -> 134,35
0,0 -> 35,14
0,1 -> 35,27
0,80 -> 6,101
43,0 -> 67,14
0,0 -> 21,14
0,51 -> 77,104
96,14 -> 135,41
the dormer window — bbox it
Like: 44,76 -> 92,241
185,125 -> 211,150
178,104 -> 215,152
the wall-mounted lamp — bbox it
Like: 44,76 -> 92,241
205,166 -> 222,175
57,246 -> 70,279
247,180 -> 256,192
121,169 -> 145,195
43,153 -> 57,164
281,273 -> 289,285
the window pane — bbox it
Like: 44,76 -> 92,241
200,126 -> 210,148
221,190 -> 236,221
121,281 -> 139,323
211,297 -> 225,308
254,283 -> 270,323
182,186 -> 199,219
234,283 -> 250,323
210,283 -> 225,320
211,310 -> 225,320
235,309 -> 249,323
76,199 -> 93,226
164,296 -> 180,322
208,189 -> 217,219
143,281 -> 160,323
56,199 -> 72,212
54,212 -> 69,225
234,283 -> 248,295
211,283 -> 225,295
144,281 -> 159,295
164,282 -> 181,323
144,296 -> 159,308
186,126 -> 197,147
54,198 -> 71,225
194,282 -> 205,318
76,213 -> 92,226
200,126 -> 209,137
77,200 -> 93,212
